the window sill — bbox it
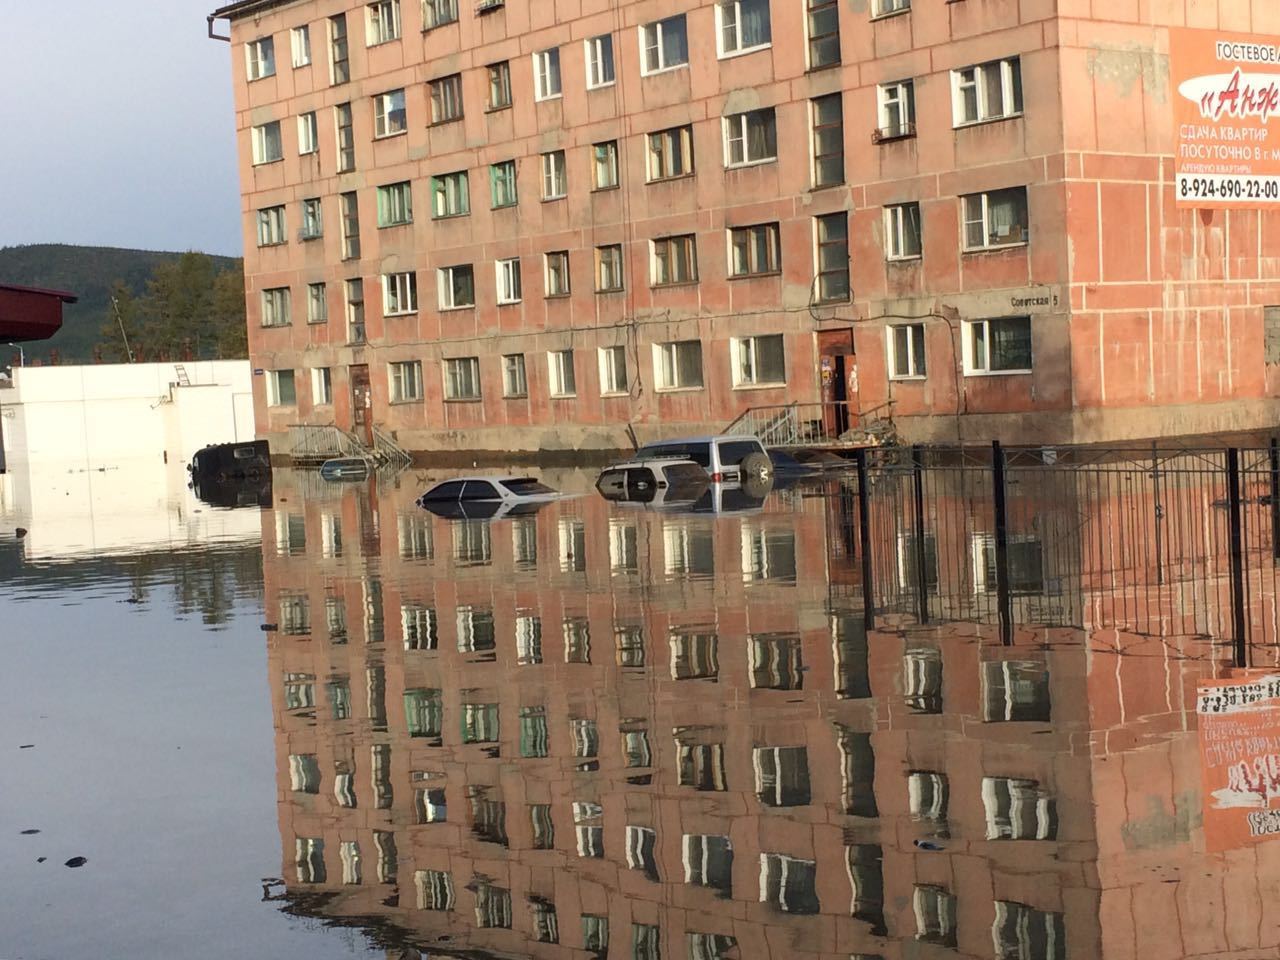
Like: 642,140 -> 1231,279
485,103 -> 513,114
541,195 -> 567,203
258,241 -> 288,249
640,63 -> 689,78
815,296 -> 851,306
265,404 -> 297,409
650,280 -> 700,290
260,324 -> 292,329
377,222 -> 411,230
717,43 -> 771,61
645,172 -> 696,186
443,397 -> 482,403
728,270 -> 782,281
300,233 -> 323,241
550,393 -> 578,400
497,300 -> 522,307
299,149 -> 318,158
953,113 -> 1023,131
586,81 -> 617,92
545,292 -> 571,300
963,368 -> 1032,378
601,390 -> 629,398
805,61 -> 842,75
811,179 -> 846,192
591,184 -> 621,194
869,6 -> 911,22
595,287 -> 625,295
430,116 -> 463,127
887,254 -> 923,264
389,398 -> 424,405
431,212 -> 470,221
874,128 -> 917,144
503,392 -> 528,400
367,37 -> 401,48
732,381 -> 788,391
246,73 -> 276,83
888,374 -> 927,382
534,94 -> 564,104
491,202 -> 518,211
725,157 -> 778,171
439,304 -> 476,312
373,130 -> 408,141
962,241 -> 1028,255
307,319 -> 328,325
421,20 -> 460,32
654,385 -> 705,394
251,158 -> 284,167
385,311 -> 418,318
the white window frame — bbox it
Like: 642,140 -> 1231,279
585,35 -> 615,89
952,57 -> 1023,126
502,354 -> 527,398
728,222 -> 781,277
300,198 -> 323,240
495,257 -> 522,304
389,359 -> 423,402
373,89 -> 407,138
533,48 -> 562,101
653,340 -> 704,390
885,202 -> 922,260
251,121 -> 283,165
290,26 -> 311,67
599,345 -> 628,396
596,244 -> 624,292
366,0 -> 401,46
640,15 -> 688,75
548,349 -> 577,398
732,334 -> 786,387
716,0 -> 771,58
962,316 -> 1033,376
311,367 -> 333,405
438,264 -> 475,309
382,271 -> 418,315
541,151 -> 567,200
306,282 -> 328,323
650,235 -> 698,286
430,73 -> 463,124
422,0 -> 459,30
592,140 -> 619,190
961,187 -> 1028,251
544,251 -> 570,297
297,112 -> 319,155
877,80 -> 915,139
887,322 -> 927,379
266,369 -> 296,406
246,36 -> 276,81
257,205 -> 286,247
723,108 -> 778,167
261,287 -> 291,327
444,357 -> 482,400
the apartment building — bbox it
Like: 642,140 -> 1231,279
210,0 -> 1280,455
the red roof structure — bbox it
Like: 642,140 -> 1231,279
0,283 -> 78,343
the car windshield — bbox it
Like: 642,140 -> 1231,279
499,478 -> 556,496
635,443 -> 712,468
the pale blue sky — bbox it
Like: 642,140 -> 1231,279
0,1 -> 243,256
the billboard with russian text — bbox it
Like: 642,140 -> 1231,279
1172,28 -> 1280,208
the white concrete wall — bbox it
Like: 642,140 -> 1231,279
0,360 -> 253,471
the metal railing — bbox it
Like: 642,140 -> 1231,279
286,424 -> 368,463
724,400 -> 895,447
371,425 -> 412,468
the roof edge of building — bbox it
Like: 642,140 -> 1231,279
210,0 -> 303,23
0,284 -> 78,304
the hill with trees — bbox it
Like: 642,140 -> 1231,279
0,244 -> 246,364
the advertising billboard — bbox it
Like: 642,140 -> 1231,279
1171,28 -> 1280,208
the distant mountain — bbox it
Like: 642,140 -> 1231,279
0,244 -> 242,362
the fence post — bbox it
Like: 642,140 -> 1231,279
912,444 -> 930,625
1227,447 -> 1248,667
992,440 -> 1013,646
1270,437 -> 1280,560
855,447 -> 876,632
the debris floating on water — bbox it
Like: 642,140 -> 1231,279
64,857 -> 87,868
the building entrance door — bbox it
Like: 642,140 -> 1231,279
818,329 -> 857,438
350,364 -> 373,447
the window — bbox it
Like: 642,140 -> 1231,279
815,213 -> 849,302
724,108 -> 777,166
733,334 -> 785,386
888,323 -> 926,378
664,522 -> 714,577
541,151 -> 567,200
885,202 -> 922,260
811,93 -> 844,187
915,885 -> 957,946
965,316 -> 1032,374
398,515 -> 433,561
389,360 -> 422,402
584,35 -> 616,89
750,633 -> 803,689
981,659 -> 1051,721
873,0 -> 910,17
807,0 -> 840,69
374,89 -> 406,138
306,282 -> 327,323
490,160 -> 517,208
983,777 -> 1057,839
592,140 -> 619,189
626,826 -> 659,881
402,608 -> 438,655
954,57 -> 1023,125
487,61 -> 512,109
382,272 -> 417,315
335,103 -> 355,171
339,191 -> 360,259
404,687 -> 442,739
655,340 -> 703,389
295,838 -> 325,883
564,617 -> 591,660
908,770 -> 949,823
754,746 -> 811,806
261,288 -> 290,327
596,245 -> 624,292
289,753 -> 320,793
430,73 -> 463,123
544,251 -> 570,297
444,356 -> 481,400
431,171 -> 470,217
548,350 -> 576,397
878,80 -> 915,139
246,36 -> 275,80
474,882 -> 512,929
559,520 -> 587,574
366,0 -> 401,44
345,278 -> 365,342
267,369 -> 296,406
423,0 -> 458,29
651,235 -> 698,286
963,187 -> 1029,250
759,853 -> 820,915
496,258 -> 522,304
676,735 -> 726,790
683,834 -> 733,895
329,14 -> 349,84
257,205 -> 286,246
641,15 -> 688,74
291,26 -> 311,67
729,223 -> 780,277
742,524 -> 797,580
533,49 -> 562,100
415,869 -> 454,911
689,933 -> 738,960
251,121 -> 282,165
297,112 -> 319,154
646,125 -> 693,181
502,354 -> 527,398
300,204 -> 324,243
633,924 -> 661,960
438,264 -> 475,308
717,0 -> 771,56
599,346 -> 627,395
993,901 -> 1066,960
375,181 -> 411,227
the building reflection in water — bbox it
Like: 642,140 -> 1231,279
262,453 -> 1280,960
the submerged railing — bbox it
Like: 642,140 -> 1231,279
724,400 -> 896,448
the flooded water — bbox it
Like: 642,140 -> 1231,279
5,451 -> 1280,959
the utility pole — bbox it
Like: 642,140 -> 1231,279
111,297 -> 136,363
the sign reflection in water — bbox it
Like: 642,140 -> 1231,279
261,451 -> 1280,960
